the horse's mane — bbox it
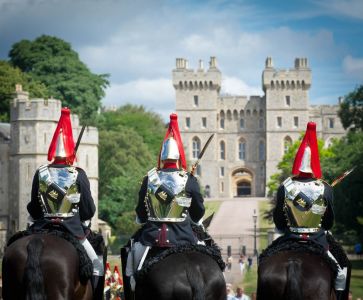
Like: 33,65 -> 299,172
7,228 -> 93,284
259,236 -> 338,278
135,244 -> 225,280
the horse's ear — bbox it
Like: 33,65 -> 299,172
203,212 -> 214,229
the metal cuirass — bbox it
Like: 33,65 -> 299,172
38,165 -> 80,218
283,177 -> 326,233
145,168 -> 191,222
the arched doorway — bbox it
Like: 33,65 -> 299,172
232,168 -> 253,197
237,181 -> 251,196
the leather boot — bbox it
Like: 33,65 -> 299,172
92,275 -> 105,300
335,290 -> 346,300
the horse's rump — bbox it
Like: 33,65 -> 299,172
257,239 -> 338,300
135,244 -> 226,300
2,233 -> 92,300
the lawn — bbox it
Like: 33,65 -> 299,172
350,260 -> 363,299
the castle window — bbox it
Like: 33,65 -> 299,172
240,118 -> 245,129
285,96 -> 291,106
194,95 -> 199,107
329,118 -> 334,129
186,117 -> 190,129
221,181 -> 224,192
284,136 -> 292,154
220,141 -> 226,160
277,117 -> 282,128
258,140 -> 265,160
202,117 -> 207,128
259,118 -> 264,129
294,116 -> 299,128
220,118 -> 225,129
192,137 -> 201,159
238,139 -> 246,160
220,167 -> 225,177
196,165 -> 201,176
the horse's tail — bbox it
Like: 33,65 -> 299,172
24,237 -> 46,300
186,267 -> 205,300
285,258 -> 303,300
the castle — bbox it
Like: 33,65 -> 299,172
173,57 -> 346,198
0,85 -> 107,250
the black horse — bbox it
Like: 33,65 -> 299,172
135,249 -> 226,300
2,234 -> 93,300
257,250 -> 337,300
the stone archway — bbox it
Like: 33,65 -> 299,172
231,168 -> 253,197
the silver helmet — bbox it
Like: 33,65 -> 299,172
299,145 -> 313,173
55,131 -> 66,158
160,137 -> 180,161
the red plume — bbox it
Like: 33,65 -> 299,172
292,122 -> 322,178
47,108 -> 75,164
158,113 -> 187,170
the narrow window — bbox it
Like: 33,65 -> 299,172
259,118 -> 264,129
192,137 -> 201,158
285,95 -> 291,106
221,181 -> 224,192
258,141 -> 265,160
278,116 -> 282,127
220,167 -> 225,177
238,140 -> 246,160
294,116 -> 299,128
329,118 -> 334,129
220,141 -> 226,160
202,117 -> 207,128
240,118 -> 245,129
284,136 -> 292,154
220,118 -> 225,129
186,117 -> 190,128
196,165 -> 201,176
194,95 -> 199,107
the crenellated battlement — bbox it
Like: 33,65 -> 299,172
11,85 -> 62,122
262,57 -> 311,92
172,57 -> 222,92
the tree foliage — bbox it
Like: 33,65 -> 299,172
0,60 -> 48,121
338,85 -> 363,131
9,35 -> 109,124
98,105 -> 165,236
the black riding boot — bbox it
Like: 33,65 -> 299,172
92,275 -> 105,300
335,290 -> 346,300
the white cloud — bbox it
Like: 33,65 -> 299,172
343,55 -> 363,80
103,78 -> 175,119
313,0 -> 363,20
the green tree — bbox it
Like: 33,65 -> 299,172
9,35 -> 109,124
97,105 -> 166,236
323,131 -> 363,243
338,85 -> 363,131
0,60 -> 48,121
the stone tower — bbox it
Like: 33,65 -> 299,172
173,57 -> 222,194
263,58 -> 311,186
6,85 -> 99,237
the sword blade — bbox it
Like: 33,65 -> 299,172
198,134 -> 214,160
331,167 -> 356,187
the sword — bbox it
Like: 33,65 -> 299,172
191,134 -> 214,176
331,167 -> 356,187
74,125 -> 86,156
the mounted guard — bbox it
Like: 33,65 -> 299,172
26,107 -> 105,298
123,113 -> 209,296
272,122 -> 350,300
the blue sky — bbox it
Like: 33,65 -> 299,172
1,0 -> 362,118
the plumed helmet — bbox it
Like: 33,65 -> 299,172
160,136 -> 180,161
47,108 -> 75,164
158,113 -> 187,170
292,122 -> 321,178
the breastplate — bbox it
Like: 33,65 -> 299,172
38,165 -> 80,218
146,168 -> 191,222
283,177 -> 326,233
